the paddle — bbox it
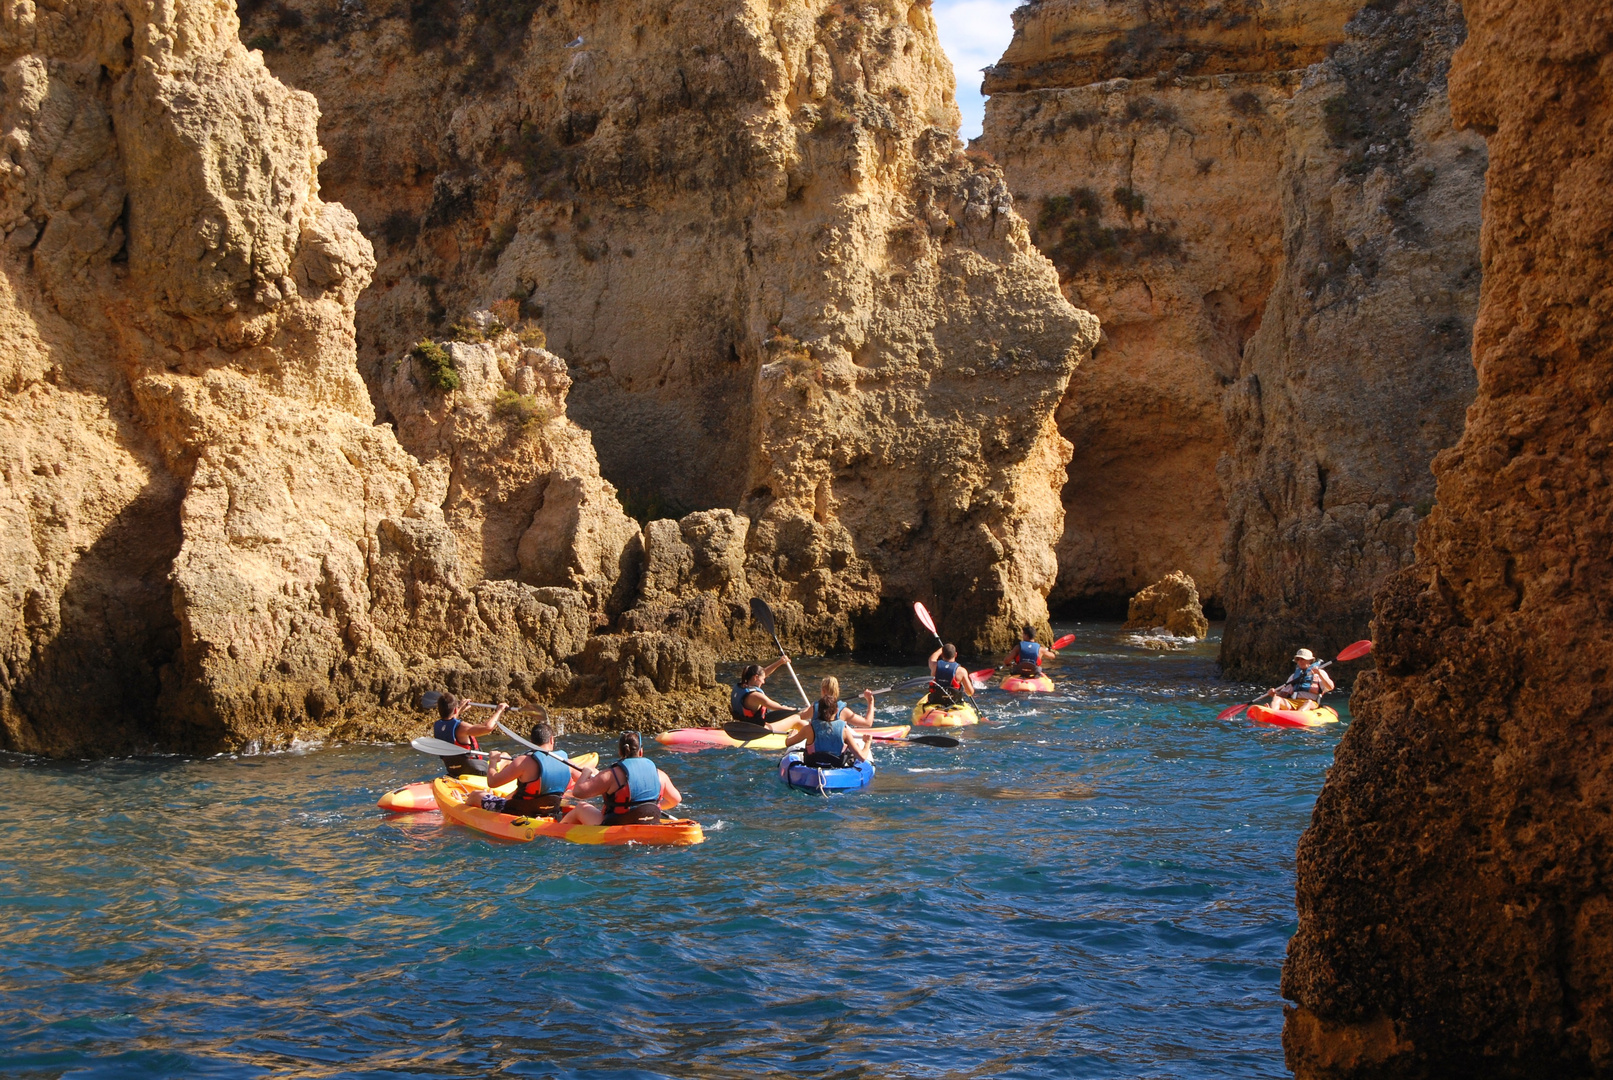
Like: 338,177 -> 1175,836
914,601 -> 990,718
412,736 -> 489,759
720,718 -> 958,748
494,717 -> 587,774
418,690 -> 522,713
750,597 -> 811,709
1215,640 -> 1374,721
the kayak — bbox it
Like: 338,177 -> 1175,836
779,749 -> 874,794
431,777 -> 704,845
1001,674 -> 1054,692
1250,704 -> 1339,729
378,752 -> 599,812
909,698 -> 980,727
656,726 -> 910,751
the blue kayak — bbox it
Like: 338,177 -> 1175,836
779,750 -> 874,794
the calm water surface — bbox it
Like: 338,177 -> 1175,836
0,624 -> 1347,1078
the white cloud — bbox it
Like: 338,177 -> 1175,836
930,0 -> 1018,141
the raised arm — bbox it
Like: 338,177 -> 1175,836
763,655 -> 790,677
484,751 -> 527,787
457,702 -> 507,739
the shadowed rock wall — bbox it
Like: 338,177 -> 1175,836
1283,2 -> 1613,1074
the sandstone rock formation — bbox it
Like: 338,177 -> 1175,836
0,0 -> 713,757
1283,1 -> 1613,1073
248,0 -> 1098,655
1123,571 -> 1208,639
979,0 -> 1483,677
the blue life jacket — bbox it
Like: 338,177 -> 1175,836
432,716 -> 476,749
1016,641 -> 1041,669
731,682 -> 763,721
933,659 -> 960,688
811,699 -> 846,757
606,757 -> 661,814
1288,664 -> 1323,700
519,749 -> 571,799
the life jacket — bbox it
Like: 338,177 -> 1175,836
810,699 -> 847,762
1287,664 -> 1323,701
1014,640 -> 1041,672
933,659 -> 961,689
730,681 -> 763,721
604,757 -> 662,822
432,715 -> 477,750
517,749 -> 571,800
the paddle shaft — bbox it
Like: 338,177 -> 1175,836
494,721 -> 586,773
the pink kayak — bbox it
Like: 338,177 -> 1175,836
1249,704 -> 1339,729
1001,674 -> 1054,692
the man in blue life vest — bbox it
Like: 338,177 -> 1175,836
431,693 -> 508,778
562,732 -> 682,825
1270,648 -> 1335,712
925,643 -> 977,705
1004,625 -> 1044,677
482,722 -> 590,818
786,676 -> 876,768
730,656 -> 803,732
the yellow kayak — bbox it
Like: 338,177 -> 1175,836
910,699 -> 981,727
379,753 -> 598,812
432,777 -> 704,846
1249,704 -> 1339,729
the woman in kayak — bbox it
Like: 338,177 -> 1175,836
731,658 -> 804,732
1003,625 -> 1045,677
787,677 -> 876,768
432,693 -> 508,778
484,722 -> 591,818
562,732 -> 682,825
925,643 -> 977,705
1269,648 -> 1335,712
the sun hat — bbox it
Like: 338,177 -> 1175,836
1293,648 -> 1315,661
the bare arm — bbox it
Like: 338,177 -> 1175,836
844,728 -> 872,763
569,764 -> 617,800
928,647 -> 942,672
657,771 -> 682,810
484,751 -> 529,788
843,690 -> 876,729
763,656 -> 789,677
457,702 -> 507,739
961,669 -> 977,695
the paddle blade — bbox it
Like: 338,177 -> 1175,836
748,597 -> 777,638
1051,634 -> 1076,650
418,691 -> 442,710
723,721 -> 772,739
913,601 -> 938,638
1336,639 -> 1374,662
906,734 -> 960,748
970,667 -> 996,682
894,675 -> 935,692
411,736 -> 486,758
1215,703 -> 1251,722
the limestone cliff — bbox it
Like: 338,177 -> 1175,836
0,0 -> 711,757
1283,2 -> 1613,1073
980,0 -> 1483,678
247,0 -> 1098,655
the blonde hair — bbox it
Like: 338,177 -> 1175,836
820,676 -> 839,700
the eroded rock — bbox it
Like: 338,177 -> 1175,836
1123,571 -> 1208,640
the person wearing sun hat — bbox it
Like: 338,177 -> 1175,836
1269,647 -> 1335,712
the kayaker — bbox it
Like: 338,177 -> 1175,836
1003,625 -> 1045,678
730,658 -> 803,732
432,693 -> 507,778
787,677 -> 876,768
925,643 -> 976,704
562,732 -> 681,825
1269,649 -> 1335,712
483,722 -> 592,818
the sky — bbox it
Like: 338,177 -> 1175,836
930,0 -> 1019,141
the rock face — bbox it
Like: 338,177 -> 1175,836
247,0 -> 1098,655
1282,2 -> 1613,1074
979,0 -> 1483,675
0,0 -> 708,757
1123,571 -> 1208,639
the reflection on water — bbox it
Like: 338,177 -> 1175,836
0,624 -> 1344,1078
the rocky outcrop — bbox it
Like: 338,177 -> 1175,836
1282,2 -> 1613,1074
248,0 -> 1098,655
1123,571 -> 1208,639
979,0 -> 1483,676
0,0 -> 707,757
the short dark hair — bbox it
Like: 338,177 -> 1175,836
1021,625 -> 1036,639
619,731 -> 643,758
529,722 -> 554,746
741,664 -> 763,684
942,643 -> 957,659
436,693 -> 460,720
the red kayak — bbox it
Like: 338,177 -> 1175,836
1249,704 -> 1339,729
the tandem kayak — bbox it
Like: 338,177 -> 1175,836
1001,674 -> 1054,693
656,726 -> 910,751
909,698 -> 980,727
1249,704 -> 1339,729
779,750 -> 874,794
431,777 -> 703,845
379,752 -> 599,812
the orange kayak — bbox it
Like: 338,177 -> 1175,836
431,777 -> 704,846
1249,704 -> 1339,729
1001,674 -> 1054,692
379,752 -> 598,812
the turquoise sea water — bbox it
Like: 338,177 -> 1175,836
0,624 -> 1347,1078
